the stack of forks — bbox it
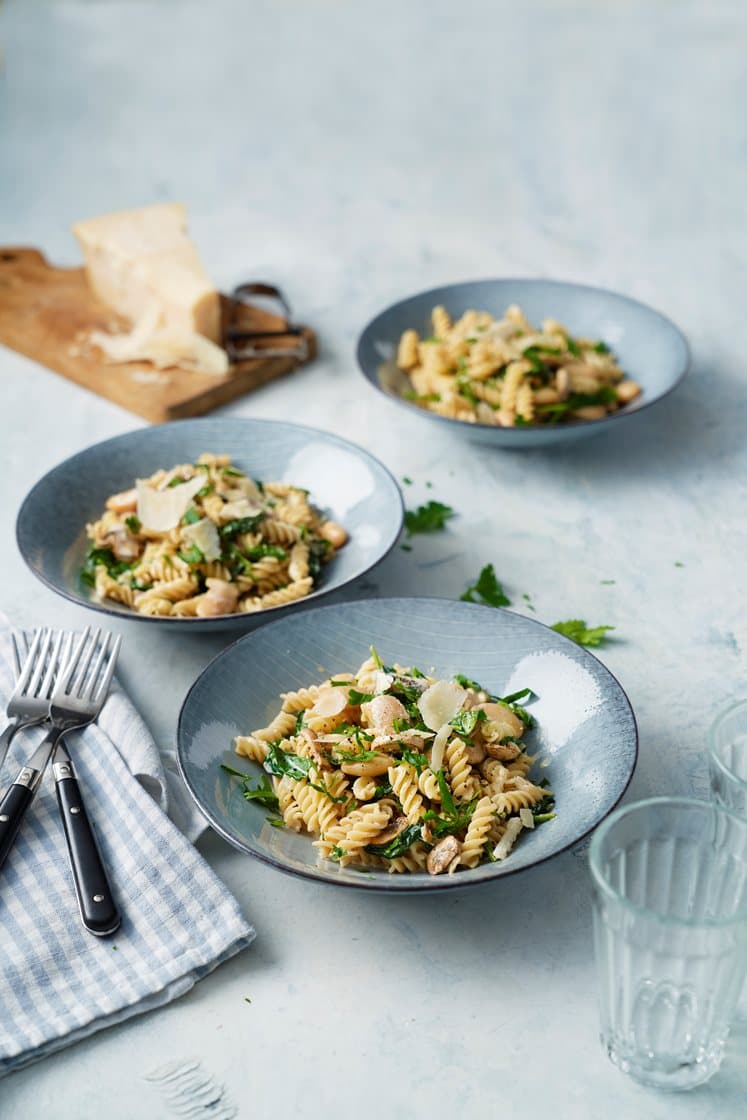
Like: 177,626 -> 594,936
0,627 -> 121,936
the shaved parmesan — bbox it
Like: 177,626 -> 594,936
429,723 -> 452,773
136,473 -> 205,531
182,517 -> 221,561
90,327 -> 229,375
493,817 -> 524,861
418,679 -> 467,732
519,807 -> 535,829
373,671 -> 394,695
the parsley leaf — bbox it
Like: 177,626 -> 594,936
405,501 -> 455,536
177,543 -> 205,565
124,515 -> 141,534
551,619 -> 615,647
460,564 -> 511,608
453,672 -> 484,692
565,337 -> 582,357
80,546 -> 133,587
449,709 -> 486,737
400,748 -> 429,773
593,340 -> 610,354
262,742 -> 312,781
181,506 -> 201,526
366,823 -> 423,859
346,689 -> 374,706
219,514 -> 265,540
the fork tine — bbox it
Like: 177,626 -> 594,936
26,630 -> 55,697
14,629 -> 45,693
39,630 -> 67,699
82,632 -> 111,701
57,627 -> 91,696
91,634 -> 121,705
71,627 -> 102,698
11,633 -> 23,677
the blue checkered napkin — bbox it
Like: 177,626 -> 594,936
0,632 -> 255,1077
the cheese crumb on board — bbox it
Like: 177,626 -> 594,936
73,203 -> 228,375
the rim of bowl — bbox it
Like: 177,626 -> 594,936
176,595 -> 639,891
15,418 -> 405,626
589,795 -> 747,927
356,277 -> 691,438
708,699 -> 747,790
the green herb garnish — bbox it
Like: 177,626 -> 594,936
405,500 -> 455,536
566,337 -> 582,357
551,619 -> 615,647
263,742 -> 312,781
80,546 -> 133,588
366,824 -> 423,859
347,689 -> 375,706
460,563 -> 511,608
400,748 -> 429,773
124,515 -> 141,534
449,709 -> 486,737
453,673 -> 483,692
593,340 -> 610,354
181,507 -> 201,526
177,543 -> 205,565
219,514 -> 265,539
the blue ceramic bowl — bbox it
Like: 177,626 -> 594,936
16,419 -> 404,632
356,278 -> 690,448
177,598 -> 638,891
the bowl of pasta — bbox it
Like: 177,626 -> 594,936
176,597 -> 638,891
16,418 -> 404,631
356,278 -> 690,447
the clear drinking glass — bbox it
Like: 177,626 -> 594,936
709,700 -> 747,817
589,797 -> 747,1090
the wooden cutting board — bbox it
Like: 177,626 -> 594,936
0,247 -> 316,423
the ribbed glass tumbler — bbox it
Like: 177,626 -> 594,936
709,700 -> 747,817
589,797 -> 747,1090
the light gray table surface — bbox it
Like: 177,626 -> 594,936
2,1 -> 746,1116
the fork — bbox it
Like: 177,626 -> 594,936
0,629 -> 67,770
0,627 -> 122,936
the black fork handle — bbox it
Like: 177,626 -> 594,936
54,757 -> 120,937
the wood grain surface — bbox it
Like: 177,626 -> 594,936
0,247 -> 316,423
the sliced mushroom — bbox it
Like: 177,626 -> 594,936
105,488 -> 138,514
371,729 -> 433,753
195,578 -> 239,618
477,702 -> 524,741
309,687 -> 350,720
299,728 -> 332,772
100,528 -> 141,562
369,814 -> 409,847
485,741 -> 521,762
555,367 -> 570,400
464,742 -> 487,765
427,835 -> 462,876
319,520 -> 348,549
361,694 -> 408,734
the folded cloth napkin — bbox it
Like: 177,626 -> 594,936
0,628 -> 255,1077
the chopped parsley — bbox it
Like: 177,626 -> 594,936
177,543 -> 205,565
124,515 -> 141,534
551,619 -> 615,647
262,742 -> 312,781
402,476 -> 413,485
219,514 -> 265,540
460,564 -> 511,608
366,823 -> 423,859
453,672 -> 483,692
80,546 -> 132,587
347,689 -> 375,706
449,709 -> 486,737
536,387 -> 617,419
593,340 -> 610,354
181,506 -> 202,526
220,766 -> 279,810
404,500 -> 455,535
400,748 -> 429,773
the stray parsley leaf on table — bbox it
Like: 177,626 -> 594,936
404,500 -> 455,535
551,619 -> 614,647
460,564 -> 511,608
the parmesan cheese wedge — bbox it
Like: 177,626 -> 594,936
73,202 -> 228,375
136,474 -> 205,532
181,517 -> 221,561
419,680 -> 468,772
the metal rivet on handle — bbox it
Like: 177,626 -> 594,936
93,894 -> 105,903
0,815 -> 7,822
70,806 -> 81,814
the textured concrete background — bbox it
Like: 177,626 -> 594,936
1,1 -> 745,1116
